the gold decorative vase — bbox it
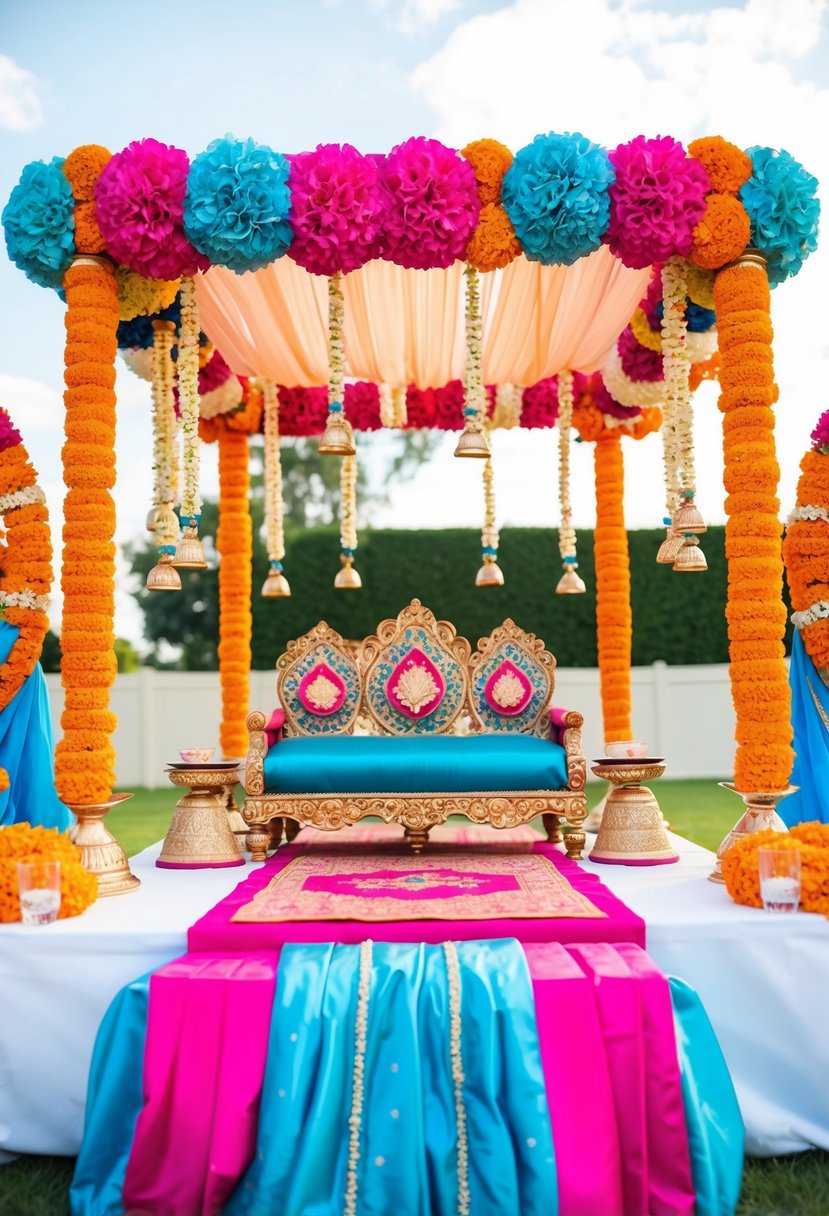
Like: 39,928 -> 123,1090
69,793 -> 141,897
708,784 -> 796,883
158,765 -> 245,869
589,762 -> 678,865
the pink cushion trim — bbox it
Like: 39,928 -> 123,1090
264,708 -> 286,748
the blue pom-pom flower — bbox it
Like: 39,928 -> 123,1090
184,136 -> 292,274
502,132 -> 614,266
2,158 -> 75,290
740,147 -> 820,285
654,300 -> 716,332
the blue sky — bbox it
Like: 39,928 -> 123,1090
1,0 -> 827,641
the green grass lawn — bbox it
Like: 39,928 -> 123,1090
2,779 -> 826,1214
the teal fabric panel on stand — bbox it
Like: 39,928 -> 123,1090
785,629 -> 829,825
0,620 -> 70,830
227,939 -> 557,1216
670,976 -> 745,1216
69,975 -> 151,1216
264,732 -> 568,795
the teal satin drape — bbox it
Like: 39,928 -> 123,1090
785,629 -> 829,826
670,977 -> 744,1216
69,975 -> 151,1216
0,620 -> 70,831
264,733 -> 569,795
226,940 -> 558,1216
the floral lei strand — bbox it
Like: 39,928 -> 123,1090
176,275 -> 203,531
338,453 -> 360,585
460,264 -> 488,449
659,258 -> 688,523
262,378 -> 288,587
150,319 -> 180,561
556,370 -> 582,588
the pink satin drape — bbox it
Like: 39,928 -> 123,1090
196,251 -> 651,390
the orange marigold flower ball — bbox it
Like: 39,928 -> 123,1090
690,194 -> 751,269
572,403 -> 605,443
688,136 -> 752,195
466,203 -> 522,272
73,202 -> 105,255
461,138 -> 514,206
62,145 -> 112,202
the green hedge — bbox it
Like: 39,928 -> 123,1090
248,526 -> 792,669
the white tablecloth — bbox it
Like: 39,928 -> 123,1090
0,834 -> 826,1159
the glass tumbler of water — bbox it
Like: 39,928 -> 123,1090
16,860 -> 61,925
757,847 -> 801,913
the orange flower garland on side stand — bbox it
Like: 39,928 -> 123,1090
710,252 -> 795,882
56,256 -> 138,895
593,432 -> 633,743
217,431 -> 252,758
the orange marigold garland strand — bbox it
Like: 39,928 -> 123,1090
593,432 -> 633,742
0,410 -> 52,715
722,822 -> 829,916
217,431 -> 252,758
55,256 -> 120,806
715,254 -> 793,793
0,823 -> 96,922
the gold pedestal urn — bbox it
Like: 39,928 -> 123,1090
70,793 -> 141,896
589,761 -> 678,865
708,784 -> 796,883
158,763 -> 246,869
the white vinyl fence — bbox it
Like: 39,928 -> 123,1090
44,662 -> 740,789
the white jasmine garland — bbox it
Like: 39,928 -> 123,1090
262,379 -> 285,565
492,383 -> 522,429
120,346 -> 154,382
340,453 -> 358,554
792,601 -> 829,629
557,370 -> 577,563
660,257 -> 688,517
787,504 -> 829,527
0,588 -> 49,612
329,272 -> 345,409
481,455 -> 499,555
602,343 -> 666,408
177,275 -> 202,522
378,383 -> 394,428
199,375 -> 243,420
463,264 -> 487,434
0,484 -> 45,515
150,321 -> 180,549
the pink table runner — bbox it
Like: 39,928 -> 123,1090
188,834 -> 644,951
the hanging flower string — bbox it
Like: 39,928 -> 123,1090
476,455 -> 503,584
456,263 -> 489,456
656,257 -> 693,561
262,378 -> 287,584
216,432 -> 252,758
556,370 -> 582,586
149,320 -> 180,563
319,271 -> 355,454
337,452 -> 360,585
176,275 -> 202,530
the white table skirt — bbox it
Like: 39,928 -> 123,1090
0,833 -> 826,1159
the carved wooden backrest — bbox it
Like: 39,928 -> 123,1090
276,621 -> 361,737
468,619 -> 555,737
359,600 -> 471,735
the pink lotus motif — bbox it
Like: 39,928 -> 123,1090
386,647 -> 445,719
298,663 -> 347,716
484,660 -> 533,715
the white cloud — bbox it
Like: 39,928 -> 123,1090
0,54 -> 43,132
371,0 -> 461,36
404,0 -> 829,532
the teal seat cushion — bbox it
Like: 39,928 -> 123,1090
263,732 -> 568,795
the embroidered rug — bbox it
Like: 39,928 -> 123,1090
232,851 -> 605,922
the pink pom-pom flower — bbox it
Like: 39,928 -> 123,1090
380,138 -> 481,270
287,144 -> 383,277
95,139 -> 209,280
605,136 -> 710,269
618,326 -> 663,382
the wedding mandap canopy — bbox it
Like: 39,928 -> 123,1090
1,130 -> 821,891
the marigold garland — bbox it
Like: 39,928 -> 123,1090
216,431 -> 252,758
0,410 -> 52,712
690,194 -> 751,270
593,432 -> 632,741
55,257 -> 119,806
715,257 -> 793,793
116,268 -> 179,322
722,822 -> 829,916
783,448 -> 829,669
688,137 -> 752,195
0,823 -> 97,922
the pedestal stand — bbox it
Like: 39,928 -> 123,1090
589,762 -> 678,865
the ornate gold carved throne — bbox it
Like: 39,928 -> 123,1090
242,600 -> 587,859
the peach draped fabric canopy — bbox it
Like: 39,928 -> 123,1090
196,248 -> 651,390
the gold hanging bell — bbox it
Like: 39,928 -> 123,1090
261,565 -> 291,598
172,524 -> 208,570
334,554 -> 362,589
318,408 -> 356,456
673,534 -> 708,572
656,526 -> 685,564
146,550 -> 182,592
454,427 -> 491,458
672,495 -> 707,534
475,558 -> 505,587
556,564 -> 586,594
146,507 -> 158,533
